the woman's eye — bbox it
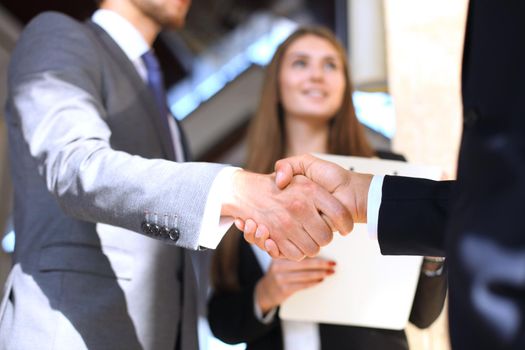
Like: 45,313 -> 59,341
324,61 -> 338,70
292,59 -> 307,68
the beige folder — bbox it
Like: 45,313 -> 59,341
279,154 -> 442,330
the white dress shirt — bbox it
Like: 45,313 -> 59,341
367,175 -> 385,239
92,9 -> 234,248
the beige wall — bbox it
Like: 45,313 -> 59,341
384,0 -> 468,178
348,0 -> 387,87
384,1 -> 469,349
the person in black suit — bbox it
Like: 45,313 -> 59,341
209,27 -> 447,350
244,1 -> 525,349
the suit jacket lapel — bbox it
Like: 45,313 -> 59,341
85,20 -> 177,161
173,117 -> 191,161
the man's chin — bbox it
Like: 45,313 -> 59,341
163,16 -> 185,30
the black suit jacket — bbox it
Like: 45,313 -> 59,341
378,1 -> 525,349
208,234 -> 447,350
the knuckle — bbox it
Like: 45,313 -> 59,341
278,214 -> 294,230
290,251 -> 304,262
302,180 -> 316,194
304,243 -> 320,258
317,230 -> 333,247
288,199 -> 305,213
243,231 -> 254,243
335,204 -> 350,221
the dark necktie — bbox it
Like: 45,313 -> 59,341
141,50 -> 175,159
142,50 -> 176,160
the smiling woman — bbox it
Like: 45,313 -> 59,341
278,34 -> 346,127
208,26 -> 447,350
245,26 -> 374,175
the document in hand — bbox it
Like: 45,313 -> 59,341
279,154 -> 442,330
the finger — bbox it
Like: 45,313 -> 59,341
264,239 -> 281,258
245,219 -> 257,233
275,239 -> 305,262
312,185 -> 354,236
285,280 -> 327,294
275,177 -> 330,256
255,224 -> 269,239
270,181 -> 330,257
320,213 -> 337,233
320,213 -> 348,237
274,161 -> 294,189
234,218 -> 245,231
274,154 -> 316,189
249,238 -> 280,258
242,218 -> 257,243
297,214 -> 331,256
283,269 -> 335,283
276,257 -> 336,271
254,224 -> 270,249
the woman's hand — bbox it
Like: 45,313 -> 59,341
255,257 -> 336,314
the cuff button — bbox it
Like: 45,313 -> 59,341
169,228 -> 180,241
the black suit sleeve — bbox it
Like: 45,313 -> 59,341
378,175 -> 454,257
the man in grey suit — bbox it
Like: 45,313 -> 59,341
0,0 -> 354,349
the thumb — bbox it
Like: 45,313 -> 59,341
274,161 -> 295,189
275,155 -> 314,189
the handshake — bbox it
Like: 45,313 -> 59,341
222,154 -> 373,261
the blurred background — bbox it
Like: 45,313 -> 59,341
0,0 -> 468,348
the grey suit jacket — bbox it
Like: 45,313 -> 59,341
0,11 -> 225,349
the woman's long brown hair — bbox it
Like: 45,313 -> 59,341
211,26 -> 375,293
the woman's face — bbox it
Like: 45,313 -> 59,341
278,34 -> 346,122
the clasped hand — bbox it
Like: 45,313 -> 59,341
237,154 -> 372,260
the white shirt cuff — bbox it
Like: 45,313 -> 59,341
197,167 -> 241,249
253,291 -> 277,324
367,175 -> 384,240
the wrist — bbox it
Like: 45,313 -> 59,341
255,279 -> 275,315
221,169 -> 249,218
345,173 -> 373,223
358,174 -> 373,223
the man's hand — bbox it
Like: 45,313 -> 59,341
238,154 -> 373,257
222,170 -> 353,261
255,257 -> 336,314
275,154 -> 373,223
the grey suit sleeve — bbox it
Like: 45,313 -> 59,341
5,12 -> 226,249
